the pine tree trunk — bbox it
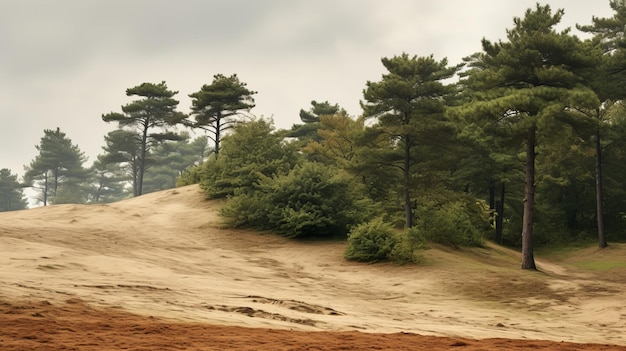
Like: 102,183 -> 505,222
214,112 -> 222,159
521,125 -> 537,270
595,129 -> 607,249
137,119 -> 150,197
404,141 -> 413,229
495,182 -> 505,245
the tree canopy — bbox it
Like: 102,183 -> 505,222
102,81 -> 187,196
188,74 -> 256,158
24,128 -> 88,206
454,4 -> 600,269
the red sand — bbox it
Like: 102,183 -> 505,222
2,298 -> 625,351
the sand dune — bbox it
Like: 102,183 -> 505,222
1,184 -> 626,349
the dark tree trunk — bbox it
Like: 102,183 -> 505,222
595,128 -> 607,249
521,125 -> 537,270
137,118 -> 150,197
404,140 -> 413,229
43,172 -> 48,206
495,182 -> 505,245
489,183 -> 496,227
214,112 -> 222,159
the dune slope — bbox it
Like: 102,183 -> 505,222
1,185 -> 626,347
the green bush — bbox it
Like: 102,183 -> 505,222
344,218 -> 397,262
416,199 -> 487,248
390,227 -> 429,264
176,164 -> 204,187
221,162 -> 373,239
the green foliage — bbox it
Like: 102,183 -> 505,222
284,100 -> 348,150
0,168 -> 27,211
361,53 -> 461,228
102,81 -> 187,196
24,128 -> 88,205
389,227 -> 429,264
199,118 -> 300,198
188,74 -> 256,157
344,218 -> 427,263
222,162 -> 371,239
344,218 -> 398,262
88,154 -> 131,203
143,134 -> 208,194
416,198 -> 488,248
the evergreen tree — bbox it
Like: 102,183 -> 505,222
0,169 -> 28,211
24,128 -> 88,205
89,154 -> 131,203
285,100 -> 347,146
102,81 -> 187,196
188,74 -> 256,158
361,53 -> 461,229
455,5 -> 599,269
577,0 -> 626,248
142,134 -> 208,194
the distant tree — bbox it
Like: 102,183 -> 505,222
301,114 -> 364,168
142,133 -> 208,193
0,169 -> 28,211
24,128 -> 88,205
285,100 -> 347,143
100,129 -> 141,196
361,53 -> 461,229
188,74 -> 256,158
455,5 -> 599,269
102,81 -> 187,196
89,154 -> 131,203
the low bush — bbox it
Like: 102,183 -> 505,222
416,199 -> 487,248
344,218 -> 397,262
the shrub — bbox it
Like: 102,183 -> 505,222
390,227 -> 429,264
416,199 -> 487,248
221,162 -> 373,239
344,218 -> 397,262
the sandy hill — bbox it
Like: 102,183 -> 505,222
1,184 -> 626,346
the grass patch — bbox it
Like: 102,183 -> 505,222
572,260 -> 626,271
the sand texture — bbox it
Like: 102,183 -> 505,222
1,184 -> 626,350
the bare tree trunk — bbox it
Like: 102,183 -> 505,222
595,129 -> 607,249
521,125 -> 537,270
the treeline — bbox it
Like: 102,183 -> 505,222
3,3 -> 626,269
181,3 -> 626,268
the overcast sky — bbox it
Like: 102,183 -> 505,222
0,1 -> 615,185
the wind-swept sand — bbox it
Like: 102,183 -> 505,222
1,185 -> 626,350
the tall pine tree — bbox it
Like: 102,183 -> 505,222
455,5 -> 599,269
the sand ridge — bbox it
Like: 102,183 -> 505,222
1,184 -> 626,348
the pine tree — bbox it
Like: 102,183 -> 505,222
188,74 -> 256,158
0,169 -> 28,211
24,128 -> 88,205
361,53 -> 460,229
102,81 -> 187,196
455,5 -> 599,269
